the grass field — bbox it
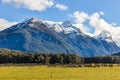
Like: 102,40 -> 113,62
0,65 -> 120,80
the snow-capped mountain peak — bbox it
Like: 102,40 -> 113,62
62,20 -> 72,28
24,17 -> 41,23
44,20 -> 82,36
4,18 -> 45,31
97,30 -> 113,42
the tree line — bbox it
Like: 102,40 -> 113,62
0,49 -> 120,64
84,56 -> 120,64
0,49 -> 83,64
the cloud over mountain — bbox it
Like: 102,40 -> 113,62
0,18 -> 17,31
72,11 -> 120,45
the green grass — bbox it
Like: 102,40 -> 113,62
0,66 -> 120,80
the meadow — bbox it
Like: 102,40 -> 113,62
0,65 -> 120,80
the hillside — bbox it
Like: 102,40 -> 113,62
0,18 -> 120,57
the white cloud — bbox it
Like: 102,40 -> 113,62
2,0 -> 54,11
0,18 -> 17,31
89,12 -> 120,45
55,4 -> 68,10
72,11 -> 91,34
100,11 -> 104,15
72,11 -> 120,45
73,11 -> 88,23
89,12 -> 110,35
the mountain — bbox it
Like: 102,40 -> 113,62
96,30 -> 113,42
94,30 -> 120,53
112,52 -> 120,56
0,18 -> 119,57
0,18 -> 75,54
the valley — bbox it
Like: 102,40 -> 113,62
0,0 -> 120,80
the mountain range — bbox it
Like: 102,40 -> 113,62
0,18 -> 120,57
112,52 -> 120,56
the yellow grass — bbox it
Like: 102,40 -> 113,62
0,66 -> 120,80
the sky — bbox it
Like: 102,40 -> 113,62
0,0 -> 120,45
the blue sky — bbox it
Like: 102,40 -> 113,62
0,0 -> 120,45
0,0 -> 120,23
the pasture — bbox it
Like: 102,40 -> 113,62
0,65 -> 120,80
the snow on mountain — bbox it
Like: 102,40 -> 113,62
24,17 -> 41,22
61,21 -> 80,34
44,20 -> 83,36
62,20 -> 72,28
96,30 -> 113,42
0,17 -> 120,57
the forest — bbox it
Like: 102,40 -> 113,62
0,49 -> 120,64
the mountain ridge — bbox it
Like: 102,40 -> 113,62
0,18 -> 119,57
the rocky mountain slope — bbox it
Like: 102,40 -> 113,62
0,18 -> 119,57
